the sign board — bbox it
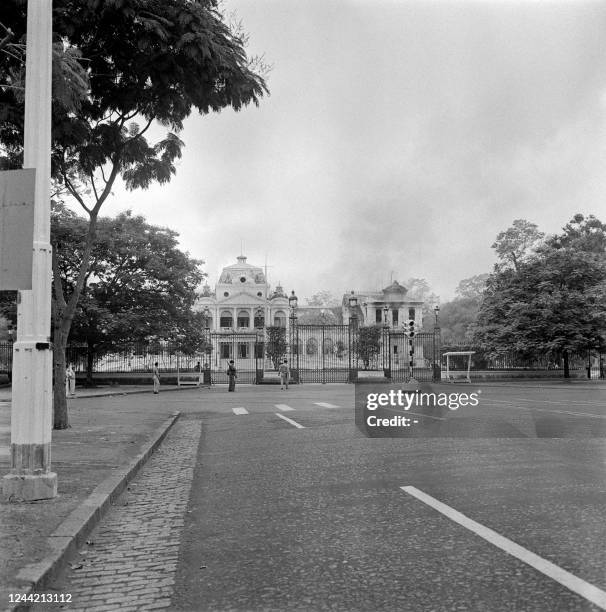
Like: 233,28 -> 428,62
0,169 -> 35,290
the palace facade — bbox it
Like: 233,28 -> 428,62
195,256 -> 429,372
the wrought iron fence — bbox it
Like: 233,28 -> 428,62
0,342 -> 13,374
440,344 -> 599,372
0,336 -> 602,383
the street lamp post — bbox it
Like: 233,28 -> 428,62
348,291 -> 358,381
433,304 -> 441,382
289,291 -> 298,382
3,1 -> 56,501
383,305 -> 389,329
348,291 -> 358,329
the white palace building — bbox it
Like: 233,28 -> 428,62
195,255 -> 429,373
194,255 -> 291,367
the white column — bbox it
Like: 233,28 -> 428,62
3,0 -> 57,500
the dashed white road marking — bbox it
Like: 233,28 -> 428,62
400,486 -> 606,610
275,413 -> 305,429
314,402 -> 339,408
275,404 -> 295,412
232,407 -> 248,415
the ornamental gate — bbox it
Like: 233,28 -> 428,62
290,324 -> 441,383
206,331 -> 264,385
292,324 -> 352,383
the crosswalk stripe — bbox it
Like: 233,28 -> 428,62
232,407 -> 248,415
275,404 -> 295,412
314,402 -> 339,408
275,413 -> 305,429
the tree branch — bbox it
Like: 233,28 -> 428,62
92,160 -> 120,215
63,173 -> 92,215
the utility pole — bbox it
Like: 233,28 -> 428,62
3,1 -> 57,500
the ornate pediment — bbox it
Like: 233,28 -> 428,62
216,291 -> 267,305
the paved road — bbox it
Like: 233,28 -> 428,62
39,383 -> 606,611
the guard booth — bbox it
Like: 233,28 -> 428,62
443,351 -> 475,383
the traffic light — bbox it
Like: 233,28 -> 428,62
408,319 -> 415,338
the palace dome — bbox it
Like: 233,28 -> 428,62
218,256 -> 266,285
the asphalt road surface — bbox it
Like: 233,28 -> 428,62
48,382 -> 606,611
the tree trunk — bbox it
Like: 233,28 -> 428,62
51,213 -> 100,429
563,350 -> 570,379
53,325 -> 69,429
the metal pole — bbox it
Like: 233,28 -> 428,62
321,325 -> 325,384
3,0 -> 57,500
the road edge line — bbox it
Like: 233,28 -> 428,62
400,485 -> 606,610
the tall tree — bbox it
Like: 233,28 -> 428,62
1,1 -> 267,428
353,326 -> 382,370
265,326 -> 287,370
455,274 -> 490,301
438,298 -> 481,345
53,205 -> 205,384
474,215 -> 606,376
305,291 -> 339,307
491,219 -> 545,271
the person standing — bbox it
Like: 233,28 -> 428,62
152,361 -> 160,394
279,359 -> 290,390
65,363 -> 76,397
227,360 -> 237,392
195,360 -> 202,386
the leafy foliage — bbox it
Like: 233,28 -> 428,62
455,274 -> 490,301
491,219 -> 545,272
305,291 -> 339,307
265,326 -> 287,369
353,325 -> 382,369
437,297 -> 481,344
1,1 -> 267,427
52,205 -> 206,379
474,215 -> 606,359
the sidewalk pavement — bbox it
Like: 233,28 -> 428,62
0,384 -> 200,611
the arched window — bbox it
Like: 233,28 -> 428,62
306,338 -> 318,356
219,310 -> 233,328
237,310 -> 250,329
274,311 -> 286,327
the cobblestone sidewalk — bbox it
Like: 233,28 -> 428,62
40,419 -> 202,611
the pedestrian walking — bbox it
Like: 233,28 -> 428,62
227,360 -> 237,392
152,361 -> 160,394
279,359 -> 289,390
65,363 -> 76,397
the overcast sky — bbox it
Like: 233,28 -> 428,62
104,0 -> 606,302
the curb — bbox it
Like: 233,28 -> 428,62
6,411 -> 181,612
72,385 -> 200,399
